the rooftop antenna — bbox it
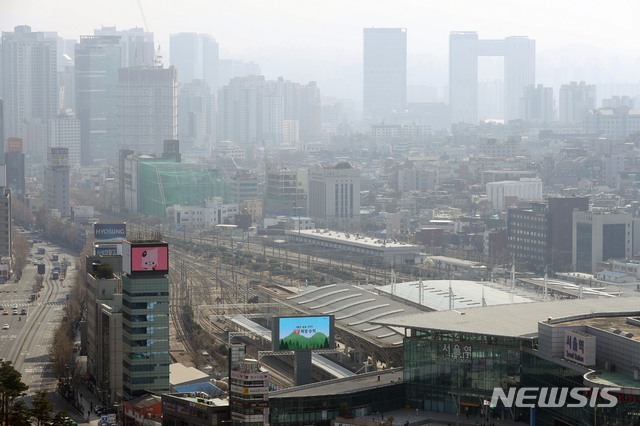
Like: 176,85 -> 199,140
418,278 -> 423,306
482,287 -> 487,307
543,267 -> 548,300
391,268 -> 397,297
578,283 -> 583,299
449,280 -> 454,310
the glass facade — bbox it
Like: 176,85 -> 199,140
269,383 -> 405,426
602,224 -> 626,262
75,36 -> 121,165
575,223 -> 592,273
122,275 -> 170,399
404,329 -> 533,420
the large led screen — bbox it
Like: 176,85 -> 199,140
273,315 -> 334,351
131,246 -> 168,272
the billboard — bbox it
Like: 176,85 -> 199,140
564,329 -> 596,366
95,246 -> 118,256
122,242 -> 169,276
272,315 -> 334,351
5,138 -> 22,152
73,206 -> 94,221
94,223 -> 126,243
47,147 -> 69,166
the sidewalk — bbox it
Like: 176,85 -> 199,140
360,408 -> 527,426
75,383 -> 107,426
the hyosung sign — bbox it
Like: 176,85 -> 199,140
564,329 -> 596,366
94,223 -> 126,243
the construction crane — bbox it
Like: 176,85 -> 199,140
136,0 -> 162,67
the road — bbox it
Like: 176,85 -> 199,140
1,230 -> 75,396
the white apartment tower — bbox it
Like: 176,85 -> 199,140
48,111 -> 81,168
308,163 -> 361,231
363,28 -> 407,119
2,25 -> 58,155
449,32 -> 535,124
559,81 -> 596,123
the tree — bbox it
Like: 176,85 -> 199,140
12,230 -> 31,273
31,391 -> 55,426
11,200 -> 33,228
339,402 -> 352,417
0,360 -> 29,426
52,410 -> 71,426
9,399 -> 31,426
94,262 -> 114,279
386,416 -> 395,426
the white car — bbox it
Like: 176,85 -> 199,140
2,324 -> 8,330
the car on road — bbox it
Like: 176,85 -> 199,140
12,305 -> 17,309
20,309 -> 27,315
12,310 -> 17,315
33,260 -> 38,265
0,305 -> 3,310
2,311 -> 7,315
2,324 -> 8,330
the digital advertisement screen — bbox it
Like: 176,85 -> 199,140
131,246 -> 168,272
274,316 -> 334,351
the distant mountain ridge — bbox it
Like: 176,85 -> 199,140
279,331 -> 330,350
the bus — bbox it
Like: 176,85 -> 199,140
38,247 -> 45,254
52,271 -> 59,280
51,253 -> 58,261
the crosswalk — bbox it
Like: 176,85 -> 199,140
0,301 -> 66,308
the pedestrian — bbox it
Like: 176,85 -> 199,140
382,413 -> 384,421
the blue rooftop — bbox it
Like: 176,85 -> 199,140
174,382 -> 225,396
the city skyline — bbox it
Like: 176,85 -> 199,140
3,0 -> 640,102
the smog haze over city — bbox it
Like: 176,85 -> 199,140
3,0 -> 640,101
6,1 -> 640,425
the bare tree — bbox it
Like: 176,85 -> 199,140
11,230 -> 31,272
11,200 -> 33,228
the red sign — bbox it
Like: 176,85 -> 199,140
5,138 -> 22,152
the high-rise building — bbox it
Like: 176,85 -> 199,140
118,67 -> 178,156
43,147 -> 70,216
218,59 -> 261,89
283,119 -> 299,146
85,254 -> 124,404
308,162 -> 361,230
229,172 -> 259,204
559,81 -> 596,123
265,162 -> 306,217
48,110 -> 81,168
75,36 -> 121,165
298,82 -> 321,142
519,84 -> 555,122
548,196 -> 589,269
229,346 -> 269,426
170,33 -> 219,91
218,75 -> 269,145
121,238 -> 170,399
573,210 -> 632,273
177,80 -> 216,149
0,165 -> 11,258
449,32 -> 535,124
2,26 -> 58,154
94,26 -> 155,68
5,141 -> 25,200
363,28 -> 407,120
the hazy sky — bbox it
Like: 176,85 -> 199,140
3,0 -> 640,100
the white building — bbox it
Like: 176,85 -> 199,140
573,211 -> 632,273
165,197 -> 238,228
449,32 -> 535,123
283,119 -> 299,146
169,32 -> 219,90
2,26 -> 58,148
486,178 -> 542,210
559,81 -> 596,123
285,216 -> 315,231
48,111 -> 81,168
583,108 -> 640,138
308,162 -> 361,230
